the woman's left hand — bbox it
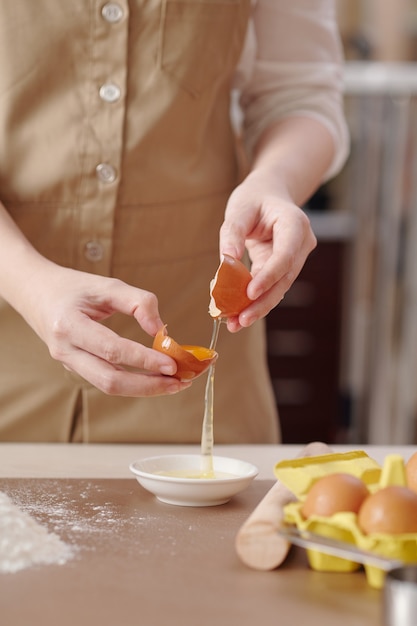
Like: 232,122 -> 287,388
218,116 -> 339,331
219,167 -> 317,332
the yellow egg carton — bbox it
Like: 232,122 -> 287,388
274,451 -> 417,588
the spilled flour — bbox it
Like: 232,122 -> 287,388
0,479 -> 187,575
0,491 -> 74,573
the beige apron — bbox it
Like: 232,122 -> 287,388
0,0 -> 279,443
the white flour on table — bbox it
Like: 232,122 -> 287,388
0,491 -> 74,574
1,480 -> 182,572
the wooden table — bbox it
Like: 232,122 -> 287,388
0,443 -> 415,626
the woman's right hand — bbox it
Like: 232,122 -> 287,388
24,262 -> 193,396
0,205 -> 191,397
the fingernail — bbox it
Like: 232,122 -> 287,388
160,364 -> 176,376
167,381 -> 192,394
247,285 -> 260,300
240,313 -> 256,327
221,247 -> 239,259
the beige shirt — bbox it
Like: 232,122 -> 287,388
0,1 -> 347,443
237,0 -> 349,178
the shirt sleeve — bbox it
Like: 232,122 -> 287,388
235,0 -> 349,182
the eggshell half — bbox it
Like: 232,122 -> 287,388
209,254 -> 252,318
153,326 -> 217,381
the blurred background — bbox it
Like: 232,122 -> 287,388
267,0 -> 417,446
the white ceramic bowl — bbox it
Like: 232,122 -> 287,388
129,454 -> 258,507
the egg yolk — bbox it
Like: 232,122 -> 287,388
181,345 -> 215,361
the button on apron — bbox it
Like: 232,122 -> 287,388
99,83 -> 121,103
96,163 -> 117,183
101,3 -> 124,23
84,241 -> 104,262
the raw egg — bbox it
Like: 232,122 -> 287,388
406,451 -> 417,494
209,254 -> 252,318
152,326 -> 217,381
358,485 -> 417,535
301,473 -> 369,519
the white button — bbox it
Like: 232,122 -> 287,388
96,163 -> 117,183
99,83 -> 121,103
101,3 -> 124,23
84,241 -> 104,262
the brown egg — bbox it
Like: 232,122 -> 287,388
358,485 -> 417,535
152,326 -> 217,381
301,473 -> 369,519
406,451 -> 417,494
209,254 -> 252,318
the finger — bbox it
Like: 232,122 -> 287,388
90,280 -> 165,336
247,253 -> 296,302
239,283 -> 287,327
225,282 -> 286,332
218,220 -> 246,261
218,194 -> 257,260
50,313 -> 178,377
247,215 -> 316,300
63,350 -> 192,397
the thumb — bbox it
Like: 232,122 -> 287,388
103,281 -> 164,336
219,197 -> 254,261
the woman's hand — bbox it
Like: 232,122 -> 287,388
0,205 -> 189,396
30,263 -> 193,396
1,231 -> 191,396
24,263 -> 191,396
219,169 -> 317,331
219,116 -> 336,332
38,266 -> 196,396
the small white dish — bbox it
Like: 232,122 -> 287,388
129,454 -> 258,507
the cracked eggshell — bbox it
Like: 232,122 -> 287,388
153,326 -> 217,381
209,254 -> 252,318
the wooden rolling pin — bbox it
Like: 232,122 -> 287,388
235,441 -> 333,570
